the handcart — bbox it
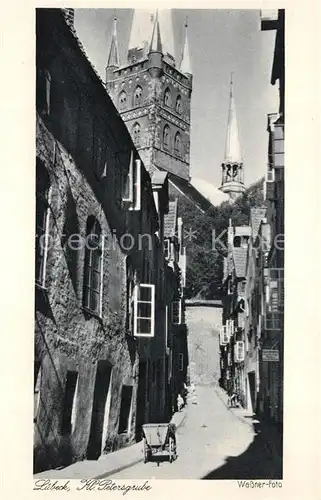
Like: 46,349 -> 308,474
142,423 -> 177,466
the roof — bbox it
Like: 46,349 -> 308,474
164,199 -> 178,238
151,171 -> 168,187
167,172 -> 212,213
250,207 -> 267,240
232,247 -> 247,278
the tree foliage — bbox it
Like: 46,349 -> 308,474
180,178 -> 265,299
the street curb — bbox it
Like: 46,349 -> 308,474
94,408 -> 188,479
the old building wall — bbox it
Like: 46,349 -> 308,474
35,9 -> 160,473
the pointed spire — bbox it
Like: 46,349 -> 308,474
107,17 -> 119,68
129,10 -> 175,61
224,74 -> 242,163
149,10 -> 162,53
180,18 -> 192,75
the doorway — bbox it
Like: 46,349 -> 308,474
87,361 -> 112,460
248,371 -> 256,413
135,361 -> 147,441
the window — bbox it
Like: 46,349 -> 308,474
118,90 -> 127,110
83,217 -> 103,315
171,300 -> 182,325
273,123 -> 284,168
233,236 -> 241,248
164,239 -> 170,260
175,95 -> 182,114
35,160 -> 51,287
265,268 -> 284,330
267,169 -> 275,182
163,125 -> 170,149
133,86 -> 143,107
164,88 -> 172,107
118,385 -> 133,434
61,371 -> 78,435
174,132 -> 181,156
122,152 -> 141,211
220,325 -> 229,345
133,284 -> 155,337
132,122 -> 141,147
179,353 -> 184,371
234,341 -> 245,362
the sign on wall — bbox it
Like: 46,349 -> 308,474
262,349 -> 279,362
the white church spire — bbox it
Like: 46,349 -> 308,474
180,18 -> 192,75
224,74 -> 242,163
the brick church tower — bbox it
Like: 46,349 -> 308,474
106,10 -> 193,184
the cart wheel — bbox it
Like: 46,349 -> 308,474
169,437 -> 173,463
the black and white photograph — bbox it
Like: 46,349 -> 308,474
33,7 -> 285,481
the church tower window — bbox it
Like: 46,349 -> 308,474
133,85 -> 143,107
174,132 -> 181,157
118,90 -> 127,110
175,95 -> 182,114
164,88 -> 172,108
163,125 -> 170,150
132,122 -> 141,147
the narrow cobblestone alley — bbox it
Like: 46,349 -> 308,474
109,305 -> 281,479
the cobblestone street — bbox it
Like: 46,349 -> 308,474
109,385 -> 281,479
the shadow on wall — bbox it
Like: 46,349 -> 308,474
202,417 -> 283,480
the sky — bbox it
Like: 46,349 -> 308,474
74,9 -> 278,202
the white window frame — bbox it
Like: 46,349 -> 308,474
133,283 -> 155,337
266,169 -> 275,183
171,300 -> 182,325
130,159 -> 141,211
220,325 -> 229,345
235,341 -> 245,362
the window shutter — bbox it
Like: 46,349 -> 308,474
134,284 -> 155,337
122,150 -> 134,202
132,159 -> 141,211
